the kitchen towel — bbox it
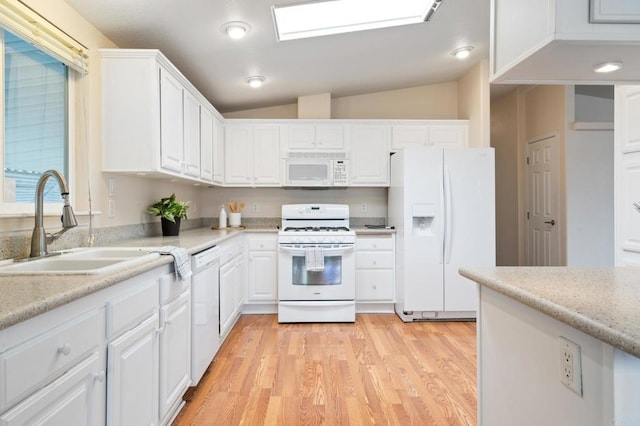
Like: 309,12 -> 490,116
305,246 -> 324,272
153,246 -> 192,280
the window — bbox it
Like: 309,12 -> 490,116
3,29 -> 68,204
0,0 -> 88,216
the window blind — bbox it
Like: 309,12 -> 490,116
0,0 -> 88,74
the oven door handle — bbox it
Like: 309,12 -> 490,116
278,245 -> 354,255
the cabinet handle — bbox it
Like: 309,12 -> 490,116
57,343 -> 72,356
93,371 -> 106,383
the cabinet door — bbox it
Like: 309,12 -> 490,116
349,125 -> 391,186
285,125 -> 316,150
316,125 -> 345,150
200,107 -> 214,182
392,125 -> 429,151
429,125 -> 467,148
107,314 -> 159,426
159,290 -> 191,423
212,117 -> 224,184
219,261 -> 236,340
253,125 -> 281,185
183,90 -> 201,178
224,126 -> 252,184
159,68 -> 184,173
0,353 -> 104,426
248,251 -> 278,302
616,86 -> 640,266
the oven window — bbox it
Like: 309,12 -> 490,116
292,255 -> 342,285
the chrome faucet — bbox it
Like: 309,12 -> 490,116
30,169 -> 78,258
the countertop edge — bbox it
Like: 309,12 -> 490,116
459,267 -> 640,358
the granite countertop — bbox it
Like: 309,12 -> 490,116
0,227 -> 245,331
459,267 -> 640,358
0,224 -> 385,332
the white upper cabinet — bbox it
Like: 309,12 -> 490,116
392,121 -> 468,151
200,106 -> 214,182
491,0 -> 640,84
213,117 -> 225,185
225,124 -> 280,186
159,69 -> 184,174
183,90 -> 201,178
101,49 -> 223,185
349,125 -> 391,186
282,124 -> 345,151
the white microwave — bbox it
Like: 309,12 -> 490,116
283,153 -> 349,187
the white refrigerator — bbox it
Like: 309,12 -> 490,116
388,147 -> 495,321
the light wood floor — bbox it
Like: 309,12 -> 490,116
174,314 -> 477,425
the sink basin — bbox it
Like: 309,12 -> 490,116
0,247 -> 161,275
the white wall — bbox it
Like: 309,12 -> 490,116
458,60 -> 491,147
566,89 -> 614,266
490,89 -> 520,265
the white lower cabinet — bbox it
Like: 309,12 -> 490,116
159,290 -> 191,425
219,237 -> 247,341
246,234 -> 278,309
355,234 -> 396,311
0,352 -> 104,426
0,262 -> 195,426
107,314 -> 159,426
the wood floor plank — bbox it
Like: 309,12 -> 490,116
174,314 -> 476,425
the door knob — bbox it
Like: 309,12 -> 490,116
544,220 -> 556,226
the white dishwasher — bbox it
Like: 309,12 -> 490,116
190,245 -> 220,386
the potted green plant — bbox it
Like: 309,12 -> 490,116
145,193 -> 189,236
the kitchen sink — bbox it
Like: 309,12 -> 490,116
0,247 -> 161,275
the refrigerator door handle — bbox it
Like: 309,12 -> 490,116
438,165 -> 445,264
444,165 -> 453,264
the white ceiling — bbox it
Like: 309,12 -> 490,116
65,0 -> 492,113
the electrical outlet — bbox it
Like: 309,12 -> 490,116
108,178 -> 116,196
108,199 -> 116,218
360,203 -> 368,213
252,203 -> 259,213
559,336 -> 582,396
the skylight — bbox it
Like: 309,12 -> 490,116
272,0 -> 443,41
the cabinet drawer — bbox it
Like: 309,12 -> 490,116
0,309 -> 103,412
356,270 -> 394,301
356,236 -> 394,251
356,252 -> 394,269
248,235 -> 278,251
0,352 -> 103,426
106,279 -> 159,339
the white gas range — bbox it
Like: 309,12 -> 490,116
277,204 -> 356,323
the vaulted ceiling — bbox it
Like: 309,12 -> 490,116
65,0 -> 492,113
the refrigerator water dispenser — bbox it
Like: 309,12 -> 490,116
412,204 -> 435,236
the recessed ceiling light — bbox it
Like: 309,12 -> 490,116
247,76 -> 265,88
593,61 -> 623,73
451,46 -> 473,59
221,21 -> 251,40
273,0 -> 444,41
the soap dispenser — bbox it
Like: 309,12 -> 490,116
219,205 -> 227,229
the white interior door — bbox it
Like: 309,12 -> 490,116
527,134 -> 562,266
